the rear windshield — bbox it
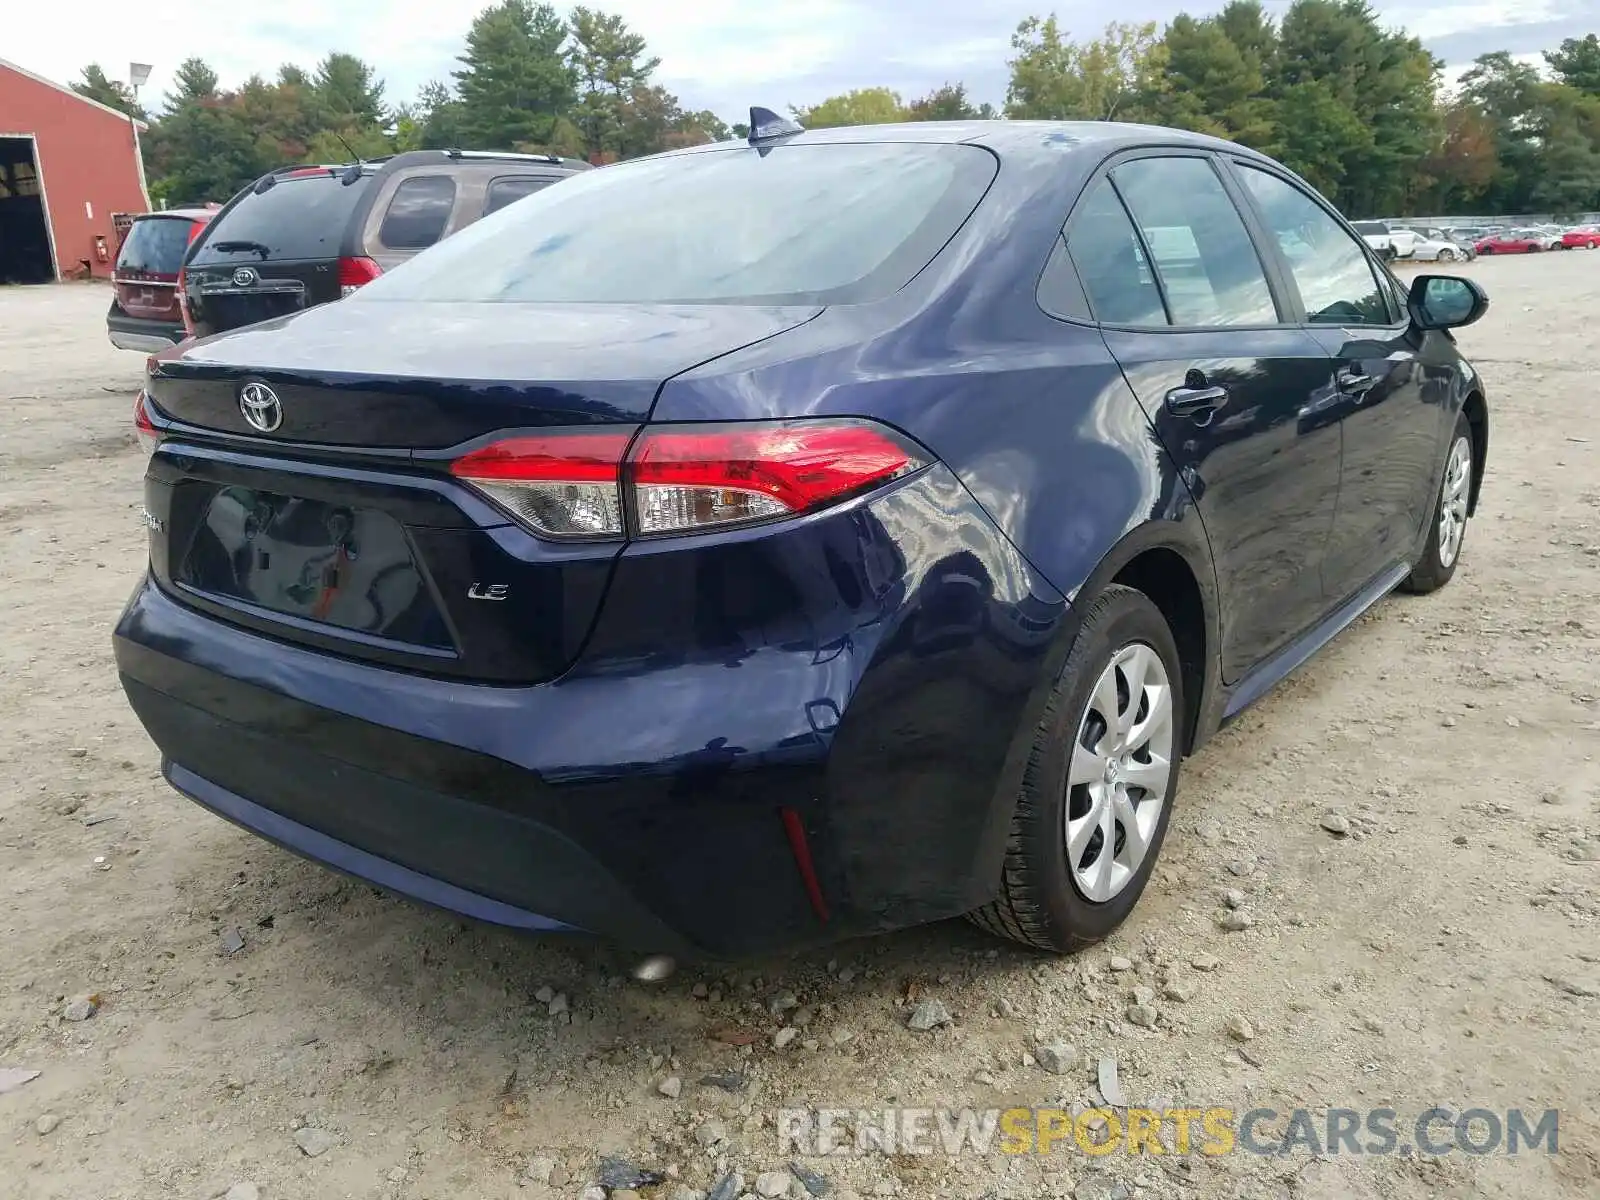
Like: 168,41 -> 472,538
355,142 -> 996,306
117,216 -> 196,274
189,171 -> 375,264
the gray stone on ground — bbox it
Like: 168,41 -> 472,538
905,998 -> 951,1031
293,1126 -> 336,1157
694,1118 -> 728,1147
657,1075 -> 682,1099
61,995 -> 98,1022
224,1186 -> 260,1200
1036,1041 -> 1079,1075
1320,811 -> 1350,836
1191,954 -> 1221,972
35,1113 -> 60,1135
524,1156 -> 555,1185
790,1159 -> 831,1196
755,1171 -> 793,1197
1225,1015 -> 1257,1042
706,1173 -> 743,1200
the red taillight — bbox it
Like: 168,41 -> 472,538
450,431 -> 632,538
176,266 -> 195,337
133,390 -> 162,459
447,420 -> 927,540
337,256 -> 382,296
629,421 -> 925,535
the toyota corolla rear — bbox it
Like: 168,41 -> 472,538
114,134 -> 1065,957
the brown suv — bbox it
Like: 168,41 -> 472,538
106,207 -> 218,352
180,149 -> 592,339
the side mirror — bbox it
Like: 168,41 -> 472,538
1408,274 -> 1489,330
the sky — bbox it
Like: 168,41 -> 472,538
4,1 -> 1591,124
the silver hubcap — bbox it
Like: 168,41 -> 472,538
1438,435 -> 1471,568
1066,643 -> 1175,902
1440,248 -> 1455,260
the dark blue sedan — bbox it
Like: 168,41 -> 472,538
117,117 -> 1489,959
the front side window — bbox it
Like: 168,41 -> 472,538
1236,166 -> 1389,326
1064,179 -> 1167,326
355,142 -> 996,306
379,175 -> 457,250
1110,156 -> 1279,327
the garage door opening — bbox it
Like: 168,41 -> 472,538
0,136 -> 56,283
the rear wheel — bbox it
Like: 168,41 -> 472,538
1438,247 -> 1457,262
969,585 -> 1183,953
1403,413 -> 1473,594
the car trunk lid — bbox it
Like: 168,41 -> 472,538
141,298 -> 821,682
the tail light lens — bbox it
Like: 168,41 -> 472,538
630,422 -> 925,535
176,267 -> 195,337
449,419 -> 927,540
133,390 -> 162,458
337,256 -> 382,297
450,431 -> 632,538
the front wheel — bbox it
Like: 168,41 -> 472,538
1403,414 -> 1473,594
968,585 -> 1183,953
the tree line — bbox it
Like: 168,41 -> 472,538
69,0 -> 1600,218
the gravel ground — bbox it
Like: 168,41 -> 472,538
1,262 -> 1597,1200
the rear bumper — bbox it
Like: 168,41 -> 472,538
115,467 -> 1069,957
108,312 -> 184,353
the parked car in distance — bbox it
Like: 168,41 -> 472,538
106,206 -> 218,352
1400,229 -> 1474,262
1351,220 -> 1417,260
1561,225 -> 1600,249
120,117 -> 1490,960
1475,229 -> 1546,254
179,149 -> 593,339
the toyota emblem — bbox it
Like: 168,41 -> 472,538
232,266 -> 258,287
238,382 -> 283,433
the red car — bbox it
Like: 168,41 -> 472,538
1561,226 -> 1600,249
106,206 -> 219,352
1474,231 -> 1545,255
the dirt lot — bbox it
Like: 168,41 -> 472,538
1,262 -> 1597,1200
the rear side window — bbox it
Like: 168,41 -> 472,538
379,175 -> 457,250
484,176 -> 554,216
189,172 -> 375,264
355,142 -> 997,306
1111,157 -> 1278,327
116,217 -> 196,274
1064,179 -> 1167,326
1236,166 -> 1389,326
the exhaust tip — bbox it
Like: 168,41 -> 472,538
631,954 -> 677,983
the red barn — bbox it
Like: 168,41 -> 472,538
1,58 -> 150,282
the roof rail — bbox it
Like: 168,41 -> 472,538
442,148 -> 570,165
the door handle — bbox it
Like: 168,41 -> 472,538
1337,368 -> 1376,395
1164,384 -> 1229,419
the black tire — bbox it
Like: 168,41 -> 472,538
968,585 -> 1184,953
1403,412 -> 1474,594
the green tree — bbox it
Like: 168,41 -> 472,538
453,0 -> 576,150
313,52 -> 388,130
1546,34 -> 1600,97
1005,18 -> 1167,122
568,7 -> 660,158
1156,13 -> 1275,147
163,57 -> 221,112
1269,0 -> 1438,214
72,64 -> 144,118
793,87 -> 907,128
906,82 -> 996,121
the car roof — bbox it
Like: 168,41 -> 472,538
137,207 -> 218,222
672,119 -> 1274,167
